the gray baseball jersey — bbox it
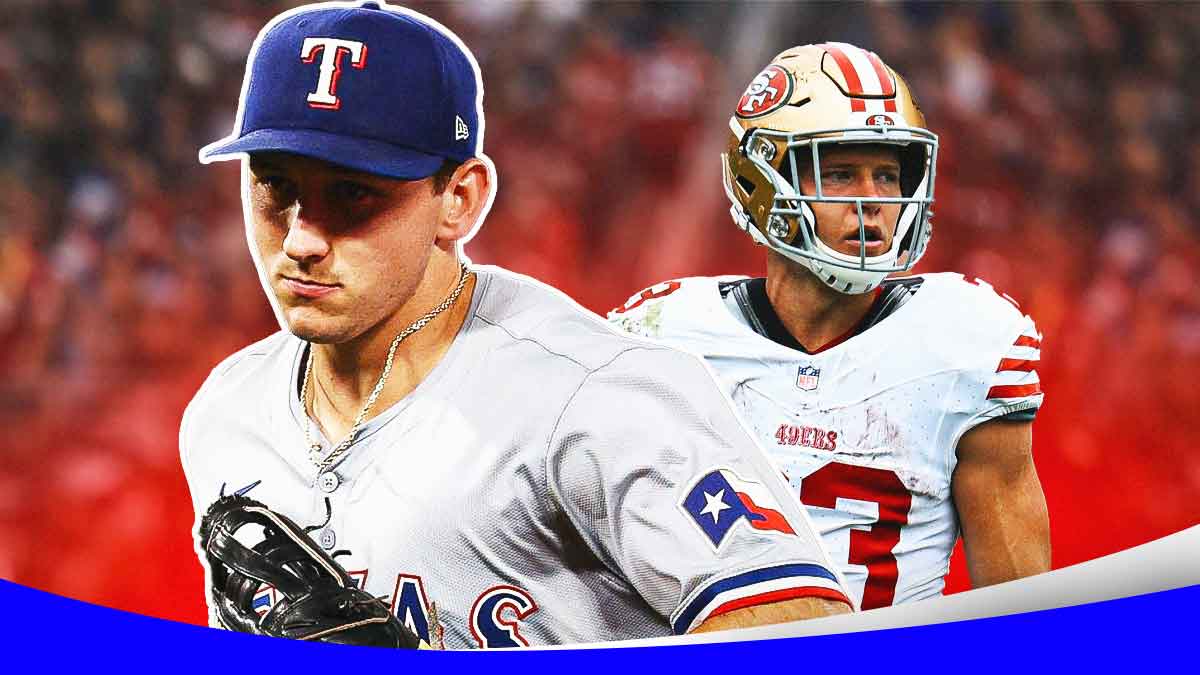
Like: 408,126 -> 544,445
181,266 -> 848,648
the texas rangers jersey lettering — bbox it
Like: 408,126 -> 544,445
390,574 -> 433,642
609,273 -> 1044,609
181,267 -> 847,647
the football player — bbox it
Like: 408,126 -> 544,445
609,43 -> 1050,610
182,3 -> 852,648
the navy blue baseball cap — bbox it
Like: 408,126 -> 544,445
199,1 -> 482,180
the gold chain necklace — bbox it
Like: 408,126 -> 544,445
302,263 -> 473,472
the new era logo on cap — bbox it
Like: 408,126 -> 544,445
199,1 -> 483,180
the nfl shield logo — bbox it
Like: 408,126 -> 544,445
796,364 -> 820,391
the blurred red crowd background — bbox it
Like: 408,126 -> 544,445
1,1 -> 1197,625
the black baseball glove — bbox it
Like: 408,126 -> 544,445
198,490 -> 421,648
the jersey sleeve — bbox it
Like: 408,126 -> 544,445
178,343 -> 254,512
986,314 -> 1044,421
178,336 -> 285,630
972,313 -> 1044,425
545,347 -> 851,634
953,306 -> 1045,436
179,382 -> 227,630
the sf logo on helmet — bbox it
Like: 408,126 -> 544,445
737,65 -> 793,119
866,114 -> 896,127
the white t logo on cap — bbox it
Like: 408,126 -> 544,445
300,37 -> 368,110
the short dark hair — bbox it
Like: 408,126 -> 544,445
432,160 -> 462,193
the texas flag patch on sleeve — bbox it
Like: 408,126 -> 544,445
681,468 -> 797,551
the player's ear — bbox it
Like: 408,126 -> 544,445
435,158 -> 494,244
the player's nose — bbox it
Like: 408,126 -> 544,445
856,173 -> 886,216
282,203 -> 333,263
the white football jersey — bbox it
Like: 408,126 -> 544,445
181,266 -> 848,648
608,273 -> 1043,609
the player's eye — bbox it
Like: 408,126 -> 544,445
254,174 -> 297,203
331,181 -> 378,205
819,170 -> 853,189
875,169 -> 902,195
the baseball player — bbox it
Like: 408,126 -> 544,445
182,1 -> 851,648
609,43 -> 1051,610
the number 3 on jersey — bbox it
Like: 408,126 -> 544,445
800,462 -> 912,610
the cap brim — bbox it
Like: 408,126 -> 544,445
199,128 -> 445,180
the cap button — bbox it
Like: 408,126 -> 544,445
360,1 -> 382,9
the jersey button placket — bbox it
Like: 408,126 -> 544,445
318,528 -> 336,550
315,472 -> 340,550
317,471 -> 340,493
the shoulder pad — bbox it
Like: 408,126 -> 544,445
933,272 -> 1027,322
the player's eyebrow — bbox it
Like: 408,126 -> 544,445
819,160 -> 900,171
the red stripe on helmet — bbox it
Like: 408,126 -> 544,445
864,50 -> 897,96
823,44 -> 868,112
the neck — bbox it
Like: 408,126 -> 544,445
764,251 -> 877,351
307,255 -> 475,441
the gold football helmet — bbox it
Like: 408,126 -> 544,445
722,42 -> 937,294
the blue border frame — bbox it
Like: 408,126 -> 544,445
0,578 -> 1191,669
